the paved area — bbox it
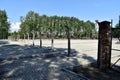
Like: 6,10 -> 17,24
0,39 -> 120,80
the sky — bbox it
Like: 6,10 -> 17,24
0,0 -> 120,32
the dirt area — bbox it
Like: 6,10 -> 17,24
72,64 -> 120,80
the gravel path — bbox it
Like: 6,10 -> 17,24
0,58 -> 89,80
0,39 -> 120,80
0,40 -> 91,80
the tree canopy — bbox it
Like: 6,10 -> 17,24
112,23 -> 120,42
19,11 -> 97,39
0,10 -> 10,39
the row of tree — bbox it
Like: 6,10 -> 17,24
19,11 -> 97,40
1,10 -> 120,41
0,10 -> 10,39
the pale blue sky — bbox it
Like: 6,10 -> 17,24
0,0 -> 120,31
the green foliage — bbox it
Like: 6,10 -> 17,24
19,11 -> 97,39
112,23 -> 120,41
0,10 -> 10,39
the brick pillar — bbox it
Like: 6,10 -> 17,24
97,21 -> 111,70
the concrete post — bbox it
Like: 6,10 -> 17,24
97,21 -> 111,70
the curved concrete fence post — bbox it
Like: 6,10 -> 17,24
97,21 -> 111,71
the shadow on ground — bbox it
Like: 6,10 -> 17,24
0,40 -> 9,45
71,64 -> 120,80
0,41 -> 97,80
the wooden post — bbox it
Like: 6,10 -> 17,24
97,21 -> 111,70
39,31 -> 42,48
51,32 -> 54,50
65,25 -> 71,57
50,21 -> 54,50
32,30 -> 35,46
27,33 -> 30,44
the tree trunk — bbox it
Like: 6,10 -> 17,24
51,21 -> 54,50
27,33 -> 30,45
51,31 -> 54,50
24,33 -> 26,44
118,37 -> 120,42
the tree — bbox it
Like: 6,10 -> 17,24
113,23 -> 120,42
19,10 -> 97,40
37,15 -> 43,47
10,31 -> 19,41
20,11 -> 40,46
85,20 -> 96,39
0,10 -> 10,39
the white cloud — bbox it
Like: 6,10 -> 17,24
10,22 -> 21,32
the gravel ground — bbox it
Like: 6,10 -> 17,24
73,65 -> 120,80
0,58 -> 89,80
0,39 -> 120,80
